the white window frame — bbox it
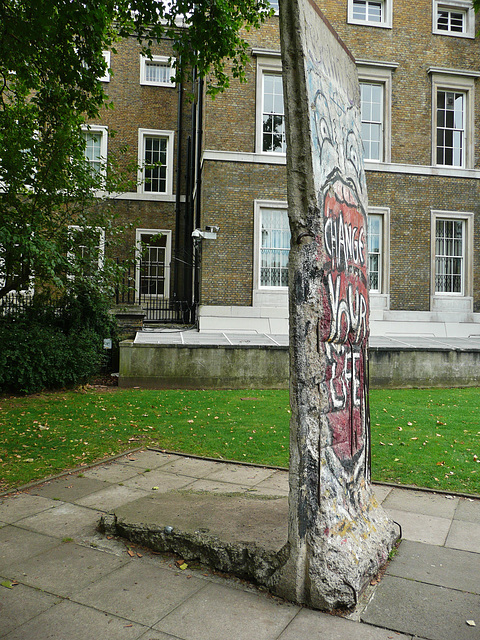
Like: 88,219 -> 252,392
140,55 -> 175,87
99,51 -> 111,82
429,70 -> 475,169
135,228 -> 172,299
67,225 -> 105,277
255,55 -> 286,156
432,1 -> 475,38
367,207 -> 390,309
268,0 -> 280,13
82,125 -> 108,180
348,0 -> 393,28
430,210 -> 473,310
137,129 -> 174,196
357,62 -> 395,164
253,200 -> 290,309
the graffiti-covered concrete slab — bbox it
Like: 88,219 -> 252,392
270,0 -> 399,609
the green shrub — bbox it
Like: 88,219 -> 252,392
0,284 -> 117,394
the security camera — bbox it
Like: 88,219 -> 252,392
192,228 -> 204,239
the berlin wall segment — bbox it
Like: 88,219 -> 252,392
268,0 -> 399,610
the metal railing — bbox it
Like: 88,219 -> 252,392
115,260 -> 195,324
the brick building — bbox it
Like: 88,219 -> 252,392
96,0 -> 480,336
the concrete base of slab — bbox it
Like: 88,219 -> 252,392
99,491 -> 290,586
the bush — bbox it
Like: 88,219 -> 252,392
0,284 -> 117,394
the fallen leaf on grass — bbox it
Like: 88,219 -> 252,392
127,549 -> 135,557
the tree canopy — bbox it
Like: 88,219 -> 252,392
0,0 -> 272,299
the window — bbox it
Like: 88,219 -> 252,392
136,229 -> 172,298
433,1 -> 475,37
140,55 -> 175,87
435,218 -> 464,294
255,56 -> 285,155
99,51 -> 110,82
436,90 -> 465,166
268,0 -> 279,13
431,211 -> 473,310
348,0 -> 392,27
361,83 -> 384,161
430,70 -> 476,169
367,207 -> 390,304
367,214 -> 382,291
67,226 -> 105,277
357,62 -> 396,163
259,207 -> 290,287
137,129 -> 174,195
82,125 -> 108,179
262,74 -> 286,153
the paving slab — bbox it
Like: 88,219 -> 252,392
0,581 -> 60,637
82,462 -> 144,483
111,491 -> 288,551
73,558 -> 206,626
137,632 -> 183,640
370,484 -> 392,504
14,502 -> 102,539
385,508 -> 451,545
4,542 -> 128,597
387,540 -> 480,594
123,469 -> 196,492
203,463 -> 275,486
28,475 -> 107,501
1,599 -> 148,640
75,484 -> 149,511
156,457 -> 223,478
382,487 -> 459,518
455,498 -> 480,524
154,581 -> 299,640
118,450 -> 182,470
183,478 -> 252,494
277,607 -> 412,640
0,526 -> 59,573
446,519 -> 480,553
253,469 -> 289,492
0,494 -> 55,524
361,575 -> 480,640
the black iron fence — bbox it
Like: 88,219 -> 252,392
115,260 -> 196,325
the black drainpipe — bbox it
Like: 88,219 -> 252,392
173,63 -> 183,299
193,75 -> 204,314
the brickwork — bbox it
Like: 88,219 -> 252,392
84,7 -> 480,321
200,161 -> 287,306
367,172 -> 480,311
198,3 -> 480,318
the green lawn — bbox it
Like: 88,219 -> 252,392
0,387 -> 479,495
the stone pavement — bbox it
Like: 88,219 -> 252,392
1,449 -> 479,640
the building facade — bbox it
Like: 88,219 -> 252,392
93,0 -> 480,337
196,0 -> 480,336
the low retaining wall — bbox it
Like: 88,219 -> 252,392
119,341 -> 480,389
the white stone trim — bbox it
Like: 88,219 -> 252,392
255,56 -> 285,156
430,209 -> 474,311
253,199 -> 289,299
100,51 -> 111,82
201,149 -> 480,179
347,0 -> 393,28
140,55 -> 175,87
357,63 -> 396,163
137,129 -> 175,196
429,71 -> 476,169
135,228 -> 172,299
432,0 -> 476,38
368,206 -> 390,305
